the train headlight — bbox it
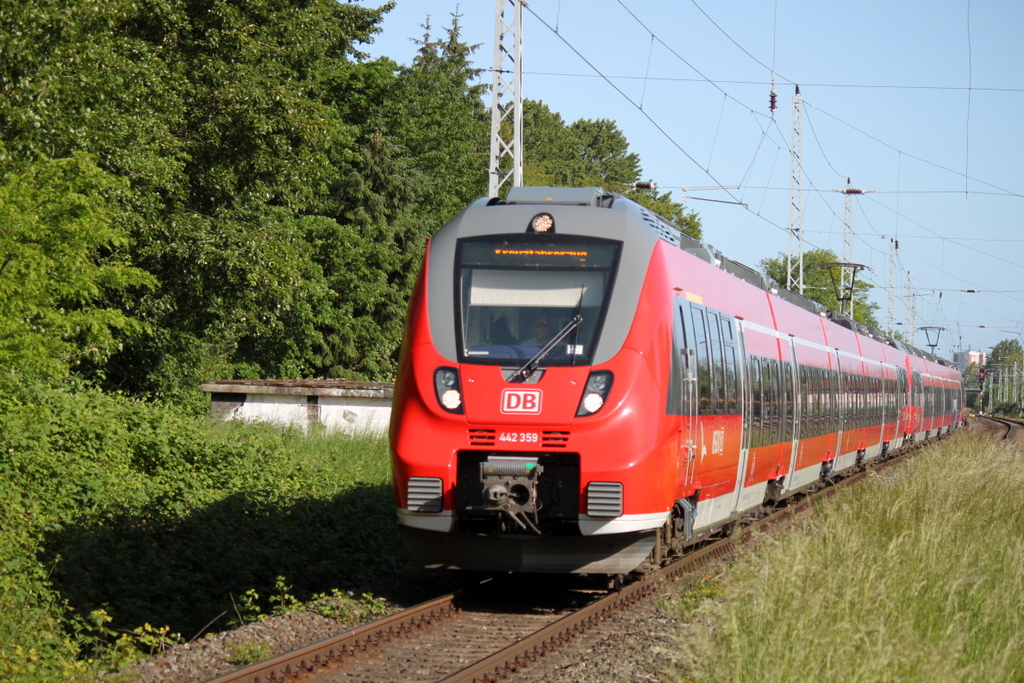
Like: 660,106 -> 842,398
529,212 -> 555,233
582,392 -> 604,413
577,370 -> 613,416
434,367 -> 464,414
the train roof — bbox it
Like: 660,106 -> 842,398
499,186 -> 956,370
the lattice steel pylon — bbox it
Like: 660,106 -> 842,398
835,179 -> 870,318
488,0 -> 523,197
905,270 -> 917,346
786,86 -> 805,294
887,236 -> 898,334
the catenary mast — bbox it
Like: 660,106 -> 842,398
488,0 -> 523,197
787,86 -> 805,294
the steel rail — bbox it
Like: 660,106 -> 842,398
204,590 -> 463,683
204,435 -> 935,683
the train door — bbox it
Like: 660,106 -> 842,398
828,350 -> 843,467
917,370 -> 925,436
672,301 -> 698,489
780,338 -> 800,494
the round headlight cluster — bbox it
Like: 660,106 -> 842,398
581,391 -> 605,414
434,368 -> 464,414
441,389 -> 462,410
577,370 -> 613,416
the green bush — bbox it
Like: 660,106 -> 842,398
0,374 -> 406,678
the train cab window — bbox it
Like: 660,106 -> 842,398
455,235 -> 621,365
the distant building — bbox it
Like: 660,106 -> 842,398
953,350 -> 987,371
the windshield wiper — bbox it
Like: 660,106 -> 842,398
511,314 -> 583,382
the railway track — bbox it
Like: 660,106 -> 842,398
975,415 -> 1024,447
206,436 -> 938,683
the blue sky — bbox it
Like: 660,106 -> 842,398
356,0 -> 1024,360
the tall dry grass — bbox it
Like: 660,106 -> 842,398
673,431 -> 1024,682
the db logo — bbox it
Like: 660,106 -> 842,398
501,389 -> 543,414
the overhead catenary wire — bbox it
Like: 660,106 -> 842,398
520,1 -> 1020,352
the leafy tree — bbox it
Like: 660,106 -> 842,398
522,100 -> 701,238
986,338 -> 1023,370
1,0 -> 401,398
0,1 -> 697,399
0,152 -> 154,379
393,13 -> 490,223
759,248 -> 880,328
309,11 -> 490,379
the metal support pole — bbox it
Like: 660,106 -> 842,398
786,86 -> 805,294
488,0 -> 523,197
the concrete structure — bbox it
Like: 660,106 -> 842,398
201,379 -> 394,435
952,350 -> 987,372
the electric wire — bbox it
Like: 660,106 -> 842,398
523,1 -> 1019,351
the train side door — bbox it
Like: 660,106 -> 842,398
781,338 -> 800,492
672,301 -> 698,488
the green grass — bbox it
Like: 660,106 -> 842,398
0,376 -> 409,680
671,431 -> 1024,683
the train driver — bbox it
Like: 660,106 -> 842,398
521,314 -> 555,347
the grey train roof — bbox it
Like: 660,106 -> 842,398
500,187 -> 954,369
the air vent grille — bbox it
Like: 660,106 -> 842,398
587,481 -> 623,517
542,431 -> 570,448
468,429 -> 496,446
407,477 -> 443,513
638,208 -> 682,247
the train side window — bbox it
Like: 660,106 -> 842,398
849,372 -> 856,428
724,346 -> 739,414
750,357 -> 763,448
761,359 -> 771,447
812,367 -> 821,437
819,367 -> 827,437
721,316 -> 739,414
811,367 -> 820,438
799,365 -> 809,438
824,369 -> 833,434
707,311 -> 725,413
770,360 -> 778,446
691,306 -> 712,415
852,373 -> 859,429
783,360 -> 795,442
721,316 -> 734,343
819,368 -> 828,437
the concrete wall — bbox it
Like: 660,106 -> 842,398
203,380 -> 394,436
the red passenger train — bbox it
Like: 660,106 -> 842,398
389,187 -> 965,574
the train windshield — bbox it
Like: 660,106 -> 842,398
456,235 -> 621,365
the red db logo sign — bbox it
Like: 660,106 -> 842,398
501,389 -> 542,414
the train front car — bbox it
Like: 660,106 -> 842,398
390,187 -> 677,574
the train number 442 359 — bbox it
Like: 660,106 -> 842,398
499,432 -> 539,443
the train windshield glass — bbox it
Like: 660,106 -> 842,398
456,235 -> 621,365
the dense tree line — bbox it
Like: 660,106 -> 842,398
0,0 -> 701,405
